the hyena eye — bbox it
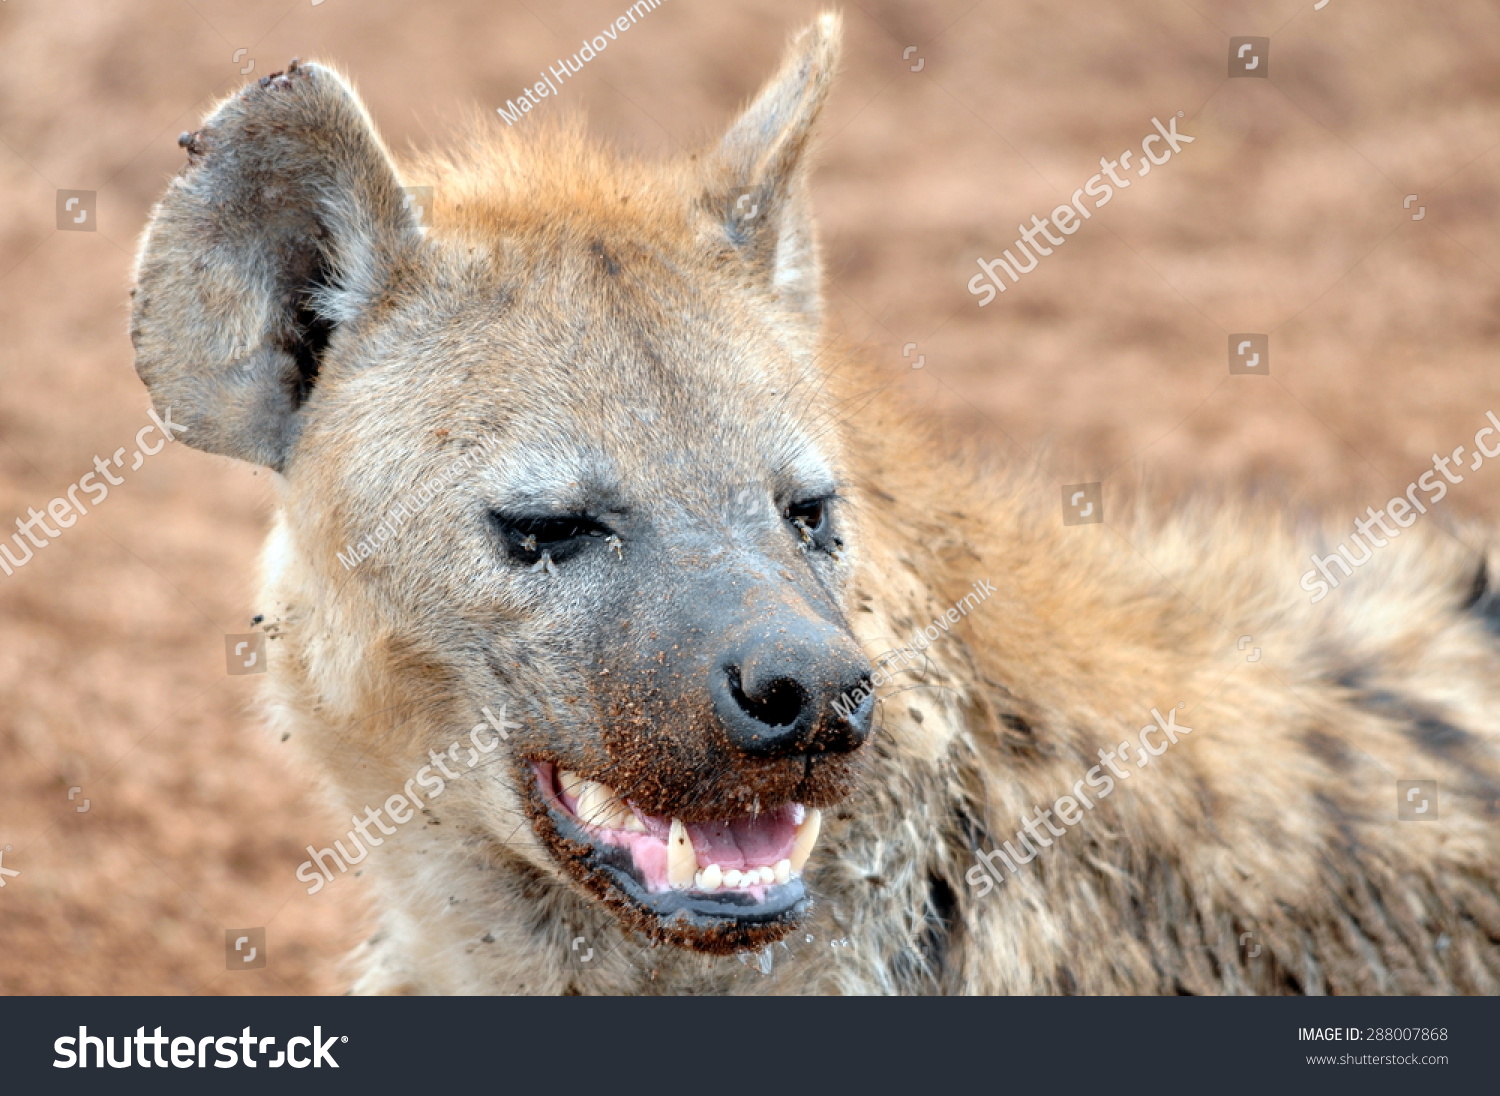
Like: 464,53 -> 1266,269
782,496 -> 840,555
490,512 -> 611,567
783,497 -> 827,532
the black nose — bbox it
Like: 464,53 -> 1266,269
711,619 -> 874,760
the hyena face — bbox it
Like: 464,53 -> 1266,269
132,19 -> 872,950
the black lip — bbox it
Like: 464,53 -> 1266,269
541,790 -> 811,931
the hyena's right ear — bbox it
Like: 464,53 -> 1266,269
131,61 -> 421,471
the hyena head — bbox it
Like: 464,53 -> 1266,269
131,16 -> 876,952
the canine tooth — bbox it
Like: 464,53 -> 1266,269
773,859 -> 791,885
723,869 -> 744,888
699,864 -> 723,891
667,818 -> 696,889
789,808 -> 822,873
758,865 -> 775,884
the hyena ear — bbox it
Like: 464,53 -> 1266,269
701,13 -> 841,325
130,61 -> 421,471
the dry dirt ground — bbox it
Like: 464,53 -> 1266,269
2,0 -> 1499,994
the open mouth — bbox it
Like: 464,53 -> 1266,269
529,761 -> 821,951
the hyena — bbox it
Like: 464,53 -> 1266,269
130,15 -> 1500,994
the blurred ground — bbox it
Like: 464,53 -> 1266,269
2,0 -> 1499,994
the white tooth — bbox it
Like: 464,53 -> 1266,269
723,869 -> 744,888
773,859 -> 791,885
574,780 -> 600,821
602,805 -> 631,830
575,781 -> 608,825
619,810 -> 647,833
758,865 -> 775,884
667,818 -> 696,889
789,808 -> 822,873
579,781 -> 634,830
699,864 -> 723,891
560,770 -> 588,800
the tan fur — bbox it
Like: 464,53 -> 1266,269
130,17 -> 1500,995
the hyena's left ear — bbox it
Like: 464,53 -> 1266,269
130,61 -> 422,471
700,12 -> 841,325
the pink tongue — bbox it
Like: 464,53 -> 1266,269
681,805 -> 800,871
